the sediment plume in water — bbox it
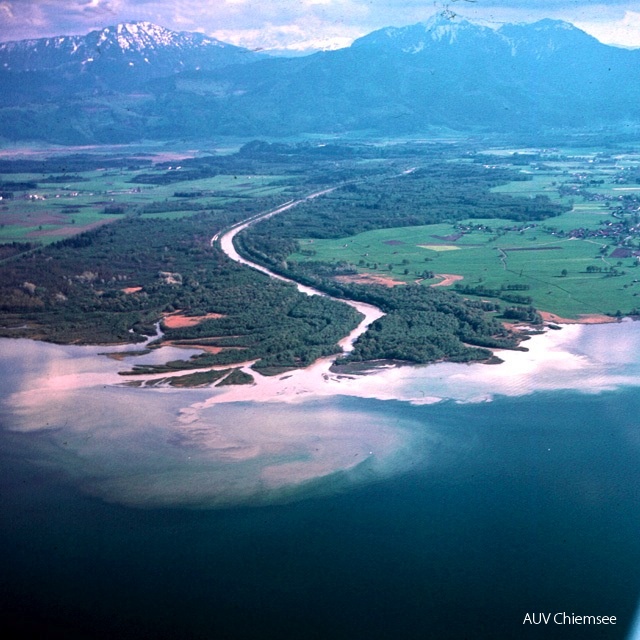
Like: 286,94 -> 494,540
2,321 -> 640,508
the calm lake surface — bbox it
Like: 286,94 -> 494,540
1,323 -> 640,639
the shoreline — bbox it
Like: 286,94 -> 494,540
1,308 -> 629,393
190,321 -> 593,406
3,319 -> 640,508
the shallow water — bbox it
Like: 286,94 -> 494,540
1,323 -> 640,637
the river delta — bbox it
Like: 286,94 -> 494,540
2,320 -> 640,639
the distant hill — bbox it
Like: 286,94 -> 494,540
1,16 -> 639,143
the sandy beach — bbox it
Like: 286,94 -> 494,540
177,318 -> 640,409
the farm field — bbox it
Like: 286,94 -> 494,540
292,221 -> 640,318
0,149 -> 291,245
4,140 -> 640,321
290,148 -> 640,319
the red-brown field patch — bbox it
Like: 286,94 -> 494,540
335,273 -> 406,287
25,218 -> 113,238
162,312 -> 226,329
2,212 -> 67,227
431,273 -> 464,287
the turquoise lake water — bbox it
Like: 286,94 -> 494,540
1,325 -> 640,639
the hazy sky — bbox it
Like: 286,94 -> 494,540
0,1 -> 639,51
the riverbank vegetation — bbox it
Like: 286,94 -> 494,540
2,138 -> 640,378
238,142 -> 640,320
234,155 -> 569,363
134,367 -> 255,388
0,211 -> 362,373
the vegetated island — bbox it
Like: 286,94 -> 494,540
1,138 -> 638,385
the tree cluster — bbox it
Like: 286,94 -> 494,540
0,211 -> 361,370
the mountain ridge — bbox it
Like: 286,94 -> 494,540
1,17 -> 639,143
0,21 -> 261,82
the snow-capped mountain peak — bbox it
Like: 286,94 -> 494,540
351,13 -> 500,52
0,22 -> 259,77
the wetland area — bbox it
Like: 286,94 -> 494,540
2,138 -> 640,638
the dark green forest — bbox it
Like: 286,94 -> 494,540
240,161 -> 568,255
0,141 -> 559,375
0,212 -> 361,372
229,157 -> 568,364
333,283 -> 520,365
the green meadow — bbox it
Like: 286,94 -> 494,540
4,141 -> 640,319
292,220 -> 640,318
290,149 -> 640,319
0,162 -> 290,245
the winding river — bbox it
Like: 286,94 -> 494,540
213,188 -> 385,355
4,183 -> 640,638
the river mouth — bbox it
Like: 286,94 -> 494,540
2,319 -> 640,509
2,303 -> 640,638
